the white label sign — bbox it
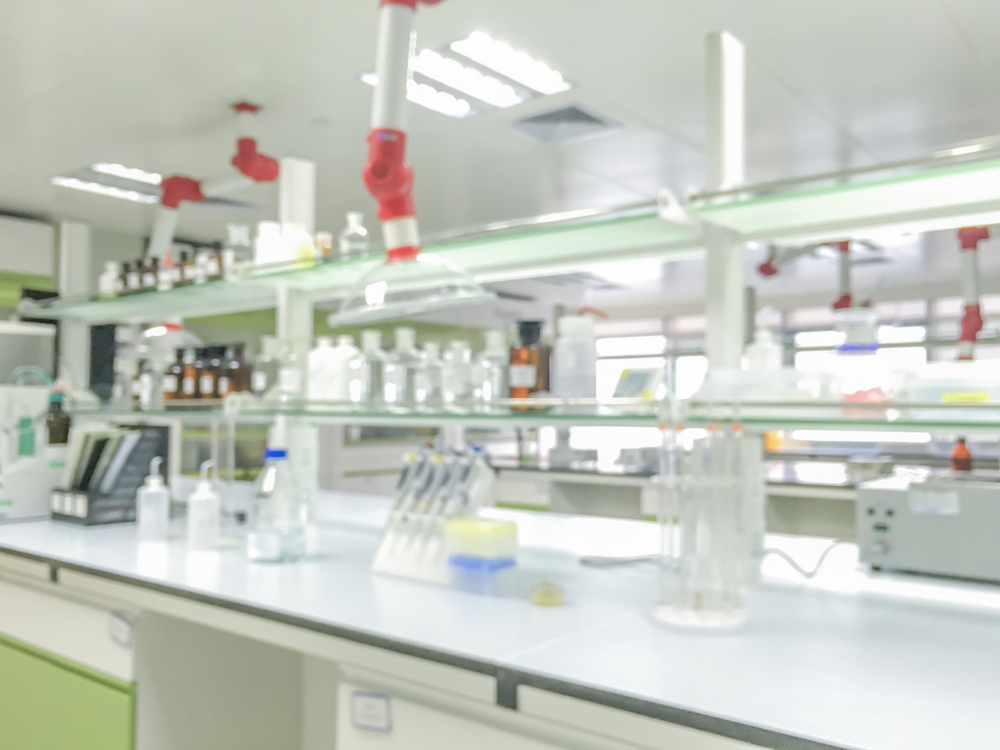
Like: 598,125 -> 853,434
350,691 -> 392,733
908,490 -> 960,516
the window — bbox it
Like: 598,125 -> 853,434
877,326 -> 926,344
595,335 -> 666,358
794,330 -> 844,348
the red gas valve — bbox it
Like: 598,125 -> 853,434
363,129 -> 415,221
232,138 -> 279,183
160,176 -> 205,209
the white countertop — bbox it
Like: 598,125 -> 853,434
2,492 -> 1000,750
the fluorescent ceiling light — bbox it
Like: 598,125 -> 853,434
450,31 -> 571,95
949,144 -> 987,157
361,73 -> 472,118
410,49 -> 522,108
51,176 -> 158,204
92,162 -> 162,185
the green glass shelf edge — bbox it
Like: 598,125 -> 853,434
692,156 -> 1000,243
683,415 -> 1000,432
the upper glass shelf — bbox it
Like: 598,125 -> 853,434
18,213 -> 699,324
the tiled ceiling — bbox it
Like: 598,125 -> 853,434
1,0 -> 999,249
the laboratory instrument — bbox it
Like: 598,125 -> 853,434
372,448 -> 495,584
656,423 -> 766,631
858,472 -> 1000,582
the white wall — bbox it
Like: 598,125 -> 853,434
0,215 -> 54,276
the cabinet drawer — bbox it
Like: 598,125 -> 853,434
0,634 -> 134,750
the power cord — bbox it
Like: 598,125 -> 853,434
763,540 -> 857,579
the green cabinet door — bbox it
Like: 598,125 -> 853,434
0,634 -> 134,750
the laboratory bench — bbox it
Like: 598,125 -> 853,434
1,492 -> 999,750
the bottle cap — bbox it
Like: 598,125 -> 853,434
424,341 -> 441,358
361,329 -> 382,352
316,336 -> 334,348
265,448 -> 288,460
49,391 -> 64,404
336,335 -> 356,348
518,321 -> 542,346
144,456 -> 165,489
395,327 -> 416,348
194,459 -> 216,495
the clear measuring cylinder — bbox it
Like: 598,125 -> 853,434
655,423 -> 765,631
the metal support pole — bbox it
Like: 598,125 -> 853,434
704,31 -> 747,369
57,221 -> 92,390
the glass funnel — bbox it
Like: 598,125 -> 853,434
328,253 -> 495,326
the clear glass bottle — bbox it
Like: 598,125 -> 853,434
475,330 -> 509,409
442,340 -> 474,410
277,339 -> 308,402
384,327 -> 424,410
416,341 -> 444,409
225,344 -> 251,393
251,337 -> 284,397
163,348 -> 185,406
349,330 -> 387,406
45,391 -> 71,444
338,211 -> 370,256
248,448 -> 307,562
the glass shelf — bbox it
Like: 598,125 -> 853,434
67,397 -> 664,428
67,396 -> 1000,433
692,156 -> 1000,245
18,214 -> 699,324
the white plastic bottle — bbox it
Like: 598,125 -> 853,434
187,460 -> 220,550
339,211 -> 370,256
137,456 -> 170,541
385,328 -> 425,409
349,330 -> 387,406
329,335 -> 360,402
552,316 -> 597,400
308,337 -> 337,400
98,261 -> 120,299
248,447 -> 306,562
475,330 -> 510,408
744,328 -> 783,370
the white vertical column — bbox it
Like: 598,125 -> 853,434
704,31 -> 747,369
279,157 -> 317,237
57,221 -> 92,389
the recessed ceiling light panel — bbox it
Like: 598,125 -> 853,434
451,32 -> 571,96
410,49 -> 523,108
91,162 -> 162,185
51,176 -> 158,204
